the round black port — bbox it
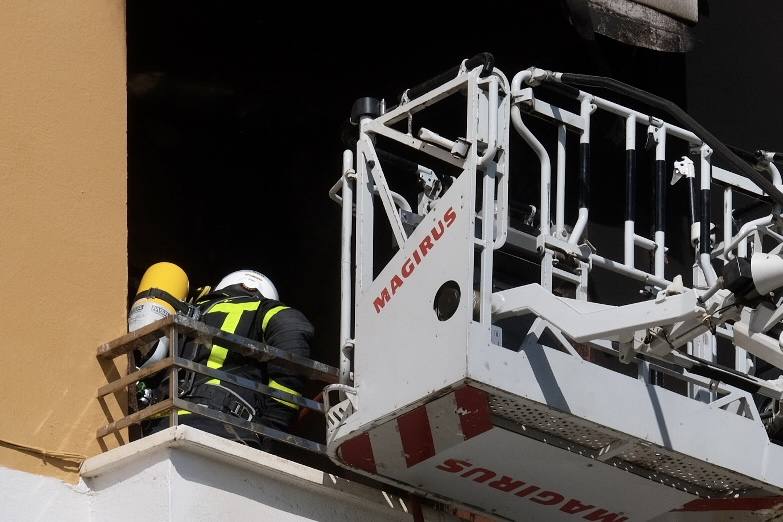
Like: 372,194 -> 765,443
434,281 -> 461,321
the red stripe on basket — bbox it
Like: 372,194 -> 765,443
454,386 -> 492,440
398,405 -> 437,468
338,432 -> 377,474
676,497 -> 783,512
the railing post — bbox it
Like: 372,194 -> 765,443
653,125 -> 667,279
624,115 -> 636,268
168,324 -> 179,427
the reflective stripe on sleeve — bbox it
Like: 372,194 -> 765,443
269,379 -> 301,410
261,305 -> 288,332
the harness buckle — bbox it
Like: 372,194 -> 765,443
227,400 -> 253,421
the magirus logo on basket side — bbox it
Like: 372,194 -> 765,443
373,206 -> 457,314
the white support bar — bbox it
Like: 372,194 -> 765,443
492,284 -> 700,342
624,221 -> 635,267
361,141 -> 408,248
418,127 -> 456,150
364,123 -> 466,169
511,106 -> 550,235
654,126 -> 667,279
339,150 -> 354,385
725,215 -> 773,254
477,77 -> 498,167
724,187 -> 733,262
654,231 -> 666,278
634,233 -> 657,251
374,72 -> 472,127
590,253 -> 671,289
699,145 -> 718,286
591,95 -> 701,145
570,208 -> 588,246
513,90 -> 585,130
555,124 -> 566,238
713,165 -> 765,197
734,321 -> 783,372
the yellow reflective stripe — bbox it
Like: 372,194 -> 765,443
205,301 -> 260,384
206,346 -> 229,376
149,409 -> 191,419
261,305 -> 288,331
269,379 -> 301,410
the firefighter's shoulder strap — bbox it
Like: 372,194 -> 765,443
134,287 -> 192,315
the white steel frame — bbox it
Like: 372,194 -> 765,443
326,61 -> 783,512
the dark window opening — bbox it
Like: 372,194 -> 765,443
127,2 -> 693,449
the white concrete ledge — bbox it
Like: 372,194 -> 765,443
80,426 -> 454,521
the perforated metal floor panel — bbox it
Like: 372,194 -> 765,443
489,394 -> 759,496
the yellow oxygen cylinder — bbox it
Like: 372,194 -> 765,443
128,262 -> 189,367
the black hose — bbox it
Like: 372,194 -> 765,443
727,144 -> 762,165
555,73 -> 783,208
728,144 -> 783,165
405,53 -> 494,102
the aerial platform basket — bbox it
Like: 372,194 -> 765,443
326,56 -> 783,520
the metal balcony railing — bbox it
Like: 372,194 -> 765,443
95,314 -> 339,453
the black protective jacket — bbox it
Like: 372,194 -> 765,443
183,285 -> 314,431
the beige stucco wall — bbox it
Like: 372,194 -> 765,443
0,0 -> 127,483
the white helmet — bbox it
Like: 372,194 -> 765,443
215,270 -> 279,300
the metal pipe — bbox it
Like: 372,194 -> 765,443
477,77 -> 498,167
624,115 -> 636,267
570,95 -> 593,245
725,214 -> 773,253
168,326 -> 179,428
339,150 -> 354,386
767,160 -> 783,222
634,234 -> 657,250
555,124 -> 567,237
404,52 -> 494,103
571,209 -> 588,245
511,106 -> 550,235
765,227 -> 783,244
328,180 -> 411,213
590,253 -> 670,289
767,160 -> 783,189
511,69 -> 532,95
322,383 -> 358,415
724,187 -> 733,262
589,96 -> 701,145
699,146 -> 718,286
738,232 -> 749,258
491,69 -> 511,251
654,233 -> 666,279
328,178 -> 343,204
687,177 -> 697,226
555,71 -> 783,208
699,279 -> 722,302
418,128 -> 456,150
624,222 -> 634,268
480,161 -> 496,324
355,118 -> 375,292
654,126 -> 667,278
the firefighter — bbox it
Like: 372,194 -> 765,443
143,269 -> 313,447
